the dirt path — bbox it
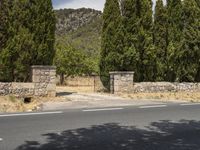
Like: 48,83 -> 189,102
42,92 -> 184,111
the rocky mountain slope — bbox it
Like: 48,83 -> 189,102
55,8 -> 102,35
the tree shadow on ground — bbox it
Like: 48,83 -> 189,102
16,120 -> 200,150
56,92 -> 75,97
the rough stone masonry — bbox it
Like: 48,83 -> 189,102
0,66 -> 56,97
110,71 -> 200,94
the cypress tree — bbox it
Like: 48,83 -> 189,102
139,0 -> 156,82
195,0 -> 200,7
100,0 -> 121,89
194,0 -> 200,81
0,0 -> 7,79
166,0 -> 183,81
0,0 -> 8,51
0,0 -> 56,81
0,0 -> 13,81
31,0 -> 56,65
178,0 -> 200,81
122,0 -> 156,81
154,0 -> 168,81
1,0 -> 36,81
121,0 -> 139,75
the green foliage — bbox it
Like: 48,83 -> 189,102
120,0 -> 139,72
154,0 -> 168,81
177,0 -> 200,82
54,43 -> 96,84
30,0 -> 56,65
0,0 -> 9,51
0,0 -> 12,81
100,0 -> 121,89
0,0 -> 56,82
122,0 -> 156,82
166,0 -> 183,81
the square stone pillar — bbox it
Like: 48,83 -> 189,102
32,66 -> 56,97
109,71 -> 134,94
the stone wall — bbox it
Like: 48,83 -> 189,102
110,72 -> 200,94
133,82 -> 200,93
0,66 -> 56,97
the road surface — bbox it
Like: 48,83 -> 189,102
1,102 -> 200,150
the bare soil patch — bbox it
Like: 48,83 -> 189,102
56,86 -> 96,93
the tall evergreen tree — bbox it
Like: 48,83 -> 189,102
31,0 -> 56,65
122,0 -> 156,81
100,0 -> 121,89
0,0 -> 8,51
154,0 -> 168,81
178,0 -> 200,81
139,0 -> 156,82
166,0 -> 183,81
0,0 -> 56,81
0,0 -> 13,81
194,0 -> 200,81
1,0 -> 36,81
120,0 -> 139,76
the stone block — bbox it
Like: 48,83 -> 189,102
109,71 -> 134,94
46,83 -> 56,91
47,91 -> 56,97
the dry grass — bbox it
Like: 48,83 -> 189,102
119,92 -> 200,102
0,96 -> 37,113
0,95 -> 69,113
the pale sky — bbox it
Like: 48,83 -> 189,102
52,0 -> 167,11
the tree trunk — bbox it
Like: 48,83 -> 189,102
60,73 -> 64,85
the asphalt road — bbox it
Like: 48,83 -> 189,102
1,103 -> 200,150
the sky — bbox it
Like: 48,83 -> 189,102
52,0 -> 166,11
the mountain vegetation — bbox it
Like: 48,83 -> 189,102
54,8 -> 102,82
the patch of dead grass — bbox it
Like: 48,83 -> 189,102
0,95 -> 69,113
119,92 -> 200,102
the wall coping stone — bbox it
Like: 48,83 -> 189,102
32,66 -> 56,69
109,71 -> 134,75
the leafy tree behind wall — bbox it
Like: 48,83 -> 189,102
100,0 -> 121,89
54,43 -> 95,85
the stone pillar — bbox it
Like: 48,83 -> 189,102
32,66 -> 56,97
109,71 -> 134,94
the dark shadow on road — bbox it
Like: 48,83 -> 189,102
16,120 -> 200,150
56,92 -> 75,97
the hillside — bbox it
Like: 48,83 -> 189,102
55,8 -> 102,35
55,8 -> 102,72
